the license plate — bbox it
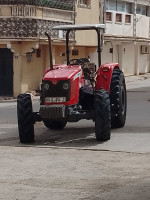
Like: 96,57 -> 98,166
45,97 -> 66,103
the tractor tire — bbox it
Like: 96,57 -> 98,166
43,120 -> 67,130
95,88 -> 111,141
110,69 -> 127,128
17,94 -> 34,143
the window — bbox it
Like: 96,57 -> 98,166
106,0 -> 132,14
72,50 -> 79,56
126,3 -> 132,14
106,12 -> 112,21
125,14 -> 131,23
116,13 -> 122,22
109,0 -> 117,11
141,45 -> 149,54
136,5 -> 147,16
117,2 -> 125,12
79,0 -> 91,6
106,0 -> 109,10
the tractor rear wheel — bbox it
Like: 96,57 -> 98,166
95,88 -> 111,141
43,120 -> 67,130
110,69 -> 127,128
17,94 -> 34,143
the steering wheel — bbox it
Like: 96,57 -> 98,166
69,59 -> 84,67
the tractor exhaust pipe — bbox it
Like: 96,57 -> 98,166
45,32 -> 53,70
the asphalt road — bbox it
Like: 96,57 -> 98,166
0,85 -> 150,153
0,80 -> 150,200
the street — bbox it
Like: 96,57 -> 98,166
0,83 -> 150,153
0,77 -> 150,199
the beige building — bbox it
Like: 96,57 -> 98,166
1,0 -> 150,97
0,0 -> 102,97
0,0 -> 75,97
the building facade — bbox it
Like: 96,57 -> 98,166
74,0 -> 150,76
0,0 -> 74,97
102,0 -> 150,75
0,0 -> 150,97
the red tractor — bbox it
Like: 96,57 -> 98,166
17,24 -> 127,143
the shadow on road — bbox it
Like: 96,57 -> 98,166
0,119 -> 150,149
34,122 -> 104,148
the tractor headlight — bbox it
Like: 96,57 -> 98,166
44,83 -> 49,90
62,82 -> 69,90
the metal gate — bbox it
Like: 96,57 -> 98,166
0,48 -> 13,96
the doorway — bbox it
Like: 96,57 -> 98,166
0,48 -> 13,96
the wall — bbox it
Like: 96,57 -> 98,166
11,42 -> 48,96
54,45 -> 88,65
75,0 -> 100,46
137,44 -> 150,74
121,44 -> 135,75
136,15 -> 150,38
101,42 -> 135,75
102,42 -> 116,64
20,44 -> 46,93
12,44 -> 22,97
105,13 -> 133,37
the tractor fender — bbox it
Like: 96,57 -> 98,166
95,63 -> 120,93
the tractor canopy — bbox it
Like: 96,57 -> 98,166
52,24 -> 106,67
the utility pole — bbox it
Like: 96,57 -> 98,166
99,0 -> 106,24
133,0 -> 139,75
133,0 -> 137,40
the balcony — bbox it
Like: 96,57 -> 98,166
0,0 -> 74,11
0,2 -> 74,40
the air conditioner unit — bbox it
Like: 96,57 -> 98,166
141,45 -> 149,54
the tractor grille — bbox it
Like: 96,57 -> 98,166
40,105 -> 65,119
42,80 -> 71,103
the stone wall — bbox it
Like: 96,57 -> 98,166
0,18 -> 71,39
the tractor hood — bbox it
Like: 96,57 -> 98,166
43,65 -> 82,81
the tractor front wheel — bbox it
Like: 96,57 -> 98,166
110,69 -> 127,128
43,120 -> 67,130
95,88 -> 111,141
17,94 -> 34,143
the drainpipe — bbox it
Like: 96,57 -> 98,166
103,0 -> 106,24
133,0 -> 139,75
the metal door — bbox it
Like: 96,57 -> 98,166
0,48 -> 13,96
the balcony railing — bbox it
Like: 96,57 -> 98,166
0,0 -> 74,11
11,6 -> 37,17
10,5 -> 74,22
